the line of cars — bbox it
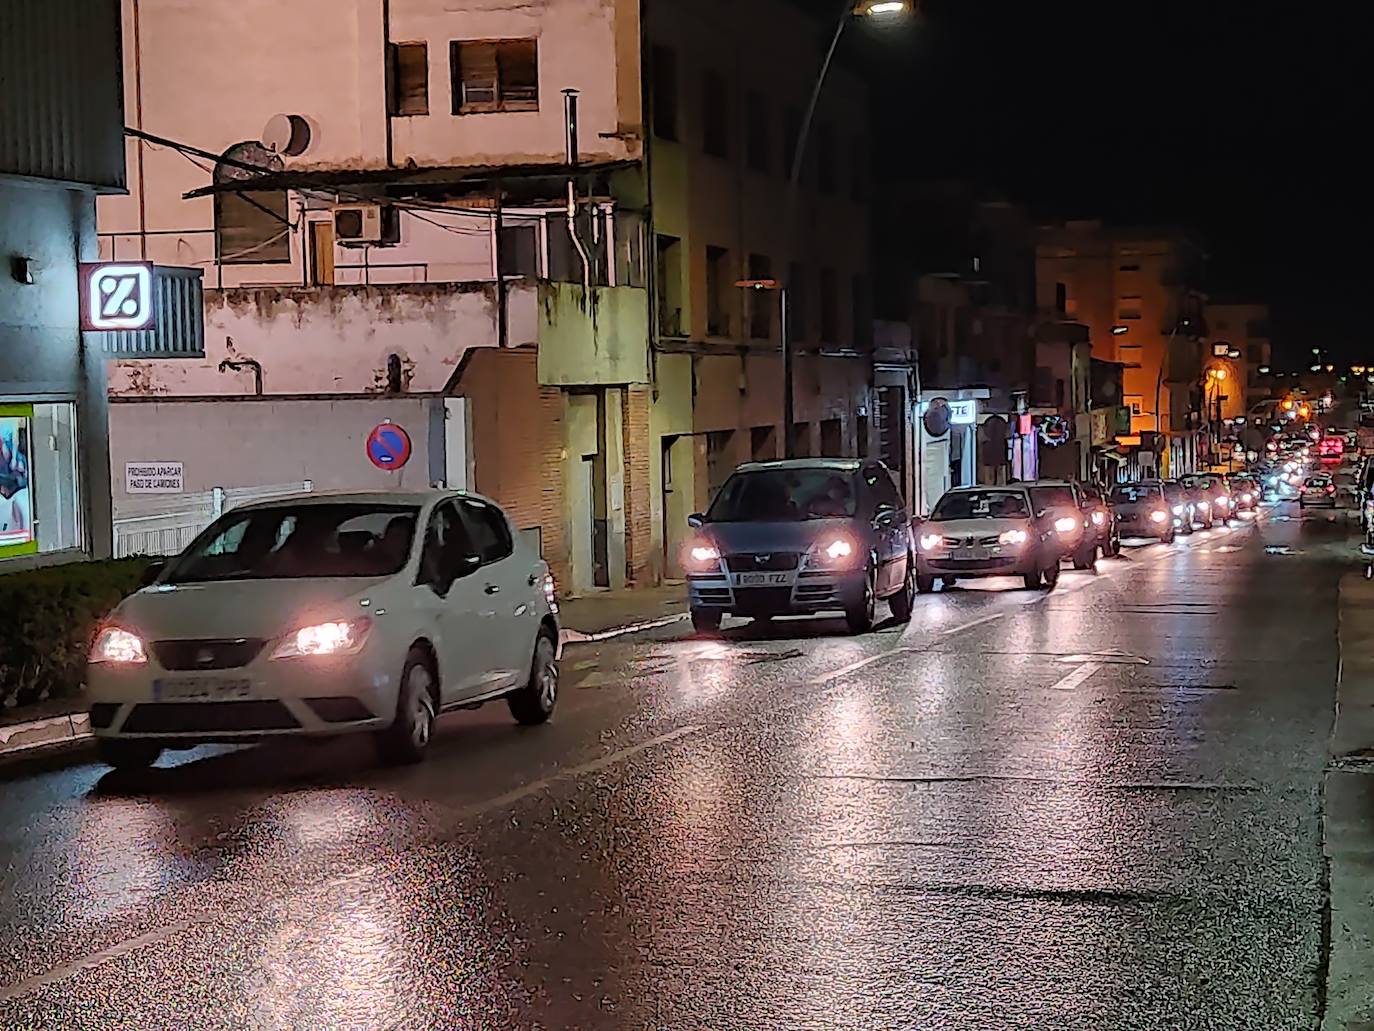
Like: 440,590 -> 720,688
680,460 -> 1244,635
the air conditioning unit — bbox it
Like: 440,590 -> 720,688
333,204 -> 384,243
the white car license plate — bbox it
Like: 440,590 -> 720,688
952,547 -> 990,561
735,572 -> 793,587
153,677 -> 253,702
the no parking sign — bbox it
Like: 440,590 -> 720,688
366,422 -> 412,471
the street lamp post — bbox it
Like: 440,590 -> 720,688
778,0 -> 909,457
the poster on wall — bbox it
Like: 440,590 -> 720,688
0,404 -> 36,558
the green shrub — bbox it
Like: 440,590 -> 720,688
0,558 -> 151,712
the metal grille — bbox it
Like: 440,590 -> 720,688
732,587 -> 793,613
724,553 -> 800,572
122,701 -> 299,734
152,639 -> 266,671
100,266 -> 206,358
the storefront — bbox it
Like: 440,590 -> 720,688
0,402 -> 82,560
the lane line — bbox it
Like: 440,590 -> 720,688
938,612 -> 1007,638
0,917 -> 210,1005
1047,661 -> 1102,692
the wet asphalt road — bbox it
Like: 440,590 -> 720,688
0,502 -> 1359,1030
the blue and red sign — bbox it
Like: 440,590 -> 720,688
366,422 -> 412,470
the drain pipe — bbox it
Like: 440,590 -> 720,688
563,88 -> 592,292
218,356 -> 264,395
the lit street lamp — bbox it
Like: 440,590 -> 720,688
777,0 -> 910,456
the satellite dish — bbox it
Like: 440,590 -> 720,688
261,114 -> 312,157
923,398 -> 952,437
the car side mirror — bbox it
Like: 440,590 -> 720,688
873,507 -> 897,530
137,560 -> 166,590
687,513 -> 706,528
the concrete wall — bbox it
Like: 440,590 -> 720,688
98,0 -> 641,289
537,282 -> 649,386
0,179 -> 112,563
108,396 -> 439,507
107,281 -> 538,396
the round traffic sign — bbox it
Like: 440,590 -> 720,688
366,422 -> 412,470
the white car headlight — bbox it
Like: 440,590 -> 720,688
1091,511 -> 1106,526
1242,493 -> 1253,503
1150,510 -> 1168,523
1171,505 -> 1184,515
271,617 -> 372,660
89,626 -> 147,665
998,529 -> 1028,546
688,544 -> 720,565
824,537 -> 854,561
919,533 -> 943,553
1054,516 -> 1078,534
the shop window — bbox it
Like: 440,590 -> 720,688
1,402 -> 81,559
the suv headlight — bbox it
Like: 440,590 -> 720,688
89,626 -> 147,665
271,617 -> 372,659
809,535 -> 858,567
998,529 -> 1028,546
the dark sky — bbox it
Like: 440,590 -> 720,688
816,0 -> 1366,365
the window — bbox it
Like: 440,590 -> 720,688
1126,395 -> 1145,416
458,499 -> 513,564
656,234 -> 684,336
852,273 -> 871,350
1118,295 -> 1142,320
1119,264 -> 1140,272
746,91 -> 770,173
450,40 -> 538,113
702,69 -> 729,158
788,262 -> 808,341
213,142 -> 290,265
418,502 -> 476,588
819,267 -> 838,342
851,137 -> 868,202
747,254 -> 772,339
1054,282 -> 1067,315
706,245 -> 731,336
614,210 -> 646,288
651,45 -> 678,140
821,419 -> 843,457
1,402 -> 81,559
498,223 -> 538,277
816,123 -> 835,193
783,106 -> 802,177
387,42 -> 429,116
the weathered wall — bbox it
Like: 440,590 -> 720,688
107,281 -> 538,396
109,397 -> 439,511
537,282 -> 649,386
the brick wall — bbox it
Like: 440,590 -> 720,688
461,348 -> 569,587
622,386 -> 656,584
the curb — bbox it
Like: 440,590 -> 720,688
560,612 -> 690,645
0,710 -> 92,761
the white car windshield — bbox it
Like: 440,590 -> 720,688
1110,484 -> 1161,504
164,503 -> 420,583
931,490 -> 1029,520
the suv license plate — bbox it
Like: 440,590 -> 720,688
153,678 -> 253,702
736,572 -> 792,587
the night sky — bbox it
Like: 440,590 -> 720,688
816,0 -> 1365,365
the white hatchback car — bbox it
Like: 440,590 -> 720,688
87,490 -> 560,769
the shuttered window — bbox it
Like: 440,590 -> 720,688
387,42 -> 429,116
450,40 -> 539,113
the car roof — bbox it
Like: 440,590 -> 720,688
733,458 -> 865,473
235,488 -> 471,511
943,483 -> 1030,493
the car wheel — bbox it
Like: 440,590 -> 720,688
691,608 -> 723,635
377,648 -> 437,766
1072,546 -> 1096,571
1041,561 -> 1060,591
889,559 -> 916,622
97,739 -> 162,770
508,631 -> 559,726
941,576 -> 958,587
845,565 -> 876,634
1164,529 -> 1176,544
915,574 -> 936,594
1022,569 -> 1042,590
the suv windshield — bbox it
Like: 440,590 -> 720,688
1110,484 -> 1161,504
1029,485 -> 1076,511
164,503 -> 420,583
707,467 -> 858,522
931,490 -> 1029,520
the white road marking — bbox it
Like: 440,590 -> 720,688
1048,661 -> 1102,692
938,612 -> 1007,638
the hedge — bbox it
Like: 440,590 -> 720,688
0,558 -> 151,712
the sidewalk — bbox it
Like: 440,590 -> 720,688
1324,571 -> 1374,1029
0,583 -> 690,763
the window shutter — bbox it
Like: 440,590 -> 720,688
498,41 -> 538,105
455,42 -> 498,107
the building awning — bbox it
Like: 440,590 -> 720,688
183,158 -> 640,200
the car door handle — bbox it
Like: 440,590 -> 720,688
484,584 -> 500,595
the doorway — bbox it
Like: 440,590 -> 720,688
661,434 -> 695,578
309,221 -> 335,286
